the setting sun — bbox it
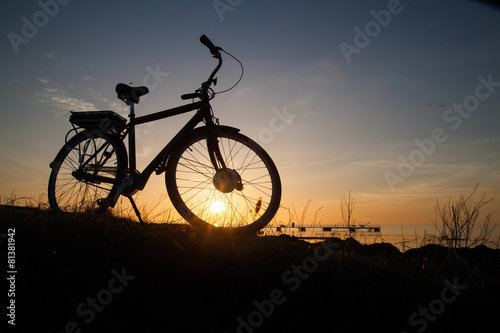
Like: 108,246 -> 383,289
209,200 -> 225,214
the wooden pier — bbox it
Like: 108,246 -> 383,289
262,223 -> 381,240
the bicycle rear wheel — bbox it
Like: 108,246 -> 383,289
48,130 -> 127,214
165,127 -> 281,235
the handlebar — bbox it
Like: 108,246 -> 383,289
181,92 -> 200,100
182,35 -> 223,101
200,34 -> 223,56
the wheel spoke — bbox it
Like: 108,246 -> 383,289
49,132 -> 124,214
168,130 -> 280,232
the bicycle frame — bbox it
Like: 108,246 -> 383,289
120,51 -> 227,194
125,99 -> 213,192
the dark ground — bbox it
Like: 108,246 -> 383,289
2,207 -> 500,333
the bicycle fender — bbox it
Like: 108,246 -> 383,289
216,125 -> 241,134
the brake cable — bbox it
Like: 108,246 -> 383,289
214,50 -> 244,95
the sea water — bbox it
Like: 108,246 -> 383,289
262,224 -> 500,252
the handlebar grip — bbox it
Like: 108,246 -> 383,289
181,92 -> 200,100
200,35 -> 222,55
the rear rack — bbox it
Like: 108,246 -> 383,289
69,111 -> 126,134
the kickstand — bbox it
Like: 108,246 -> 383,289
127,195 -> 144,225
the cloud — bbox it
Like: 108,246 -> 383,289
52,95 -> 96,111
42,52 -> 55,59
279,157 -> 347,170
107,100 -> 129,115
38,78 -> 50,85
35,75 -> 129,118
38,87 -> 97,116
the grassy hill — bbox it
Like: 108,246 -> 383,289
2,206 -> 500,333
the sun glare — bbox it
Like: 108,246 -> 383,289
209,200 -> 225,214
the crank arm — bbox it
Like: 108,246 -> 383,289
109,176 -> 133,207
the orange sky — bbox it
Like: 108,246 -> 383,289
1,1 -> 499,227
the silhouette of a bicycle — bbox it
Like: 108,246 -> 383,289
48,35 -> 281,235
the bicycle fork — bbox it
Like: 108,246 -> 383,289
206,122 -> 244,193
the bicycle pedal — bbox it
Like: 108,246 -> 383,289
96,198 -> 110,208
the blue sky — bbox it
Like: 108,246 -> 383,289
1,0 -> 499,225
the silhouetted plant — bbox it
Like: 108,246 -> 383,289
0,190 -> 29,206
433,184 -> 495,249
340,190 -> 356,237
0,190 -> 48,210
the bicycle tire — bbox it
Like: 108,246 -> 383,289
165,127 -> 281,235
48,130 -> 127,215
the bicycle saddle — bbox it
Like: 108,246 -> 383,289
115,83 -> 149,105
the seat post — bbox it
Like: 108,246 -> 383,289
129,100 -> 135,115
128,102 -> 137,171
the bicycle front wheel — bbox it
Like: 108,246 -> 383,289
166,127 -> 281,235
48,130 -> 127,215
